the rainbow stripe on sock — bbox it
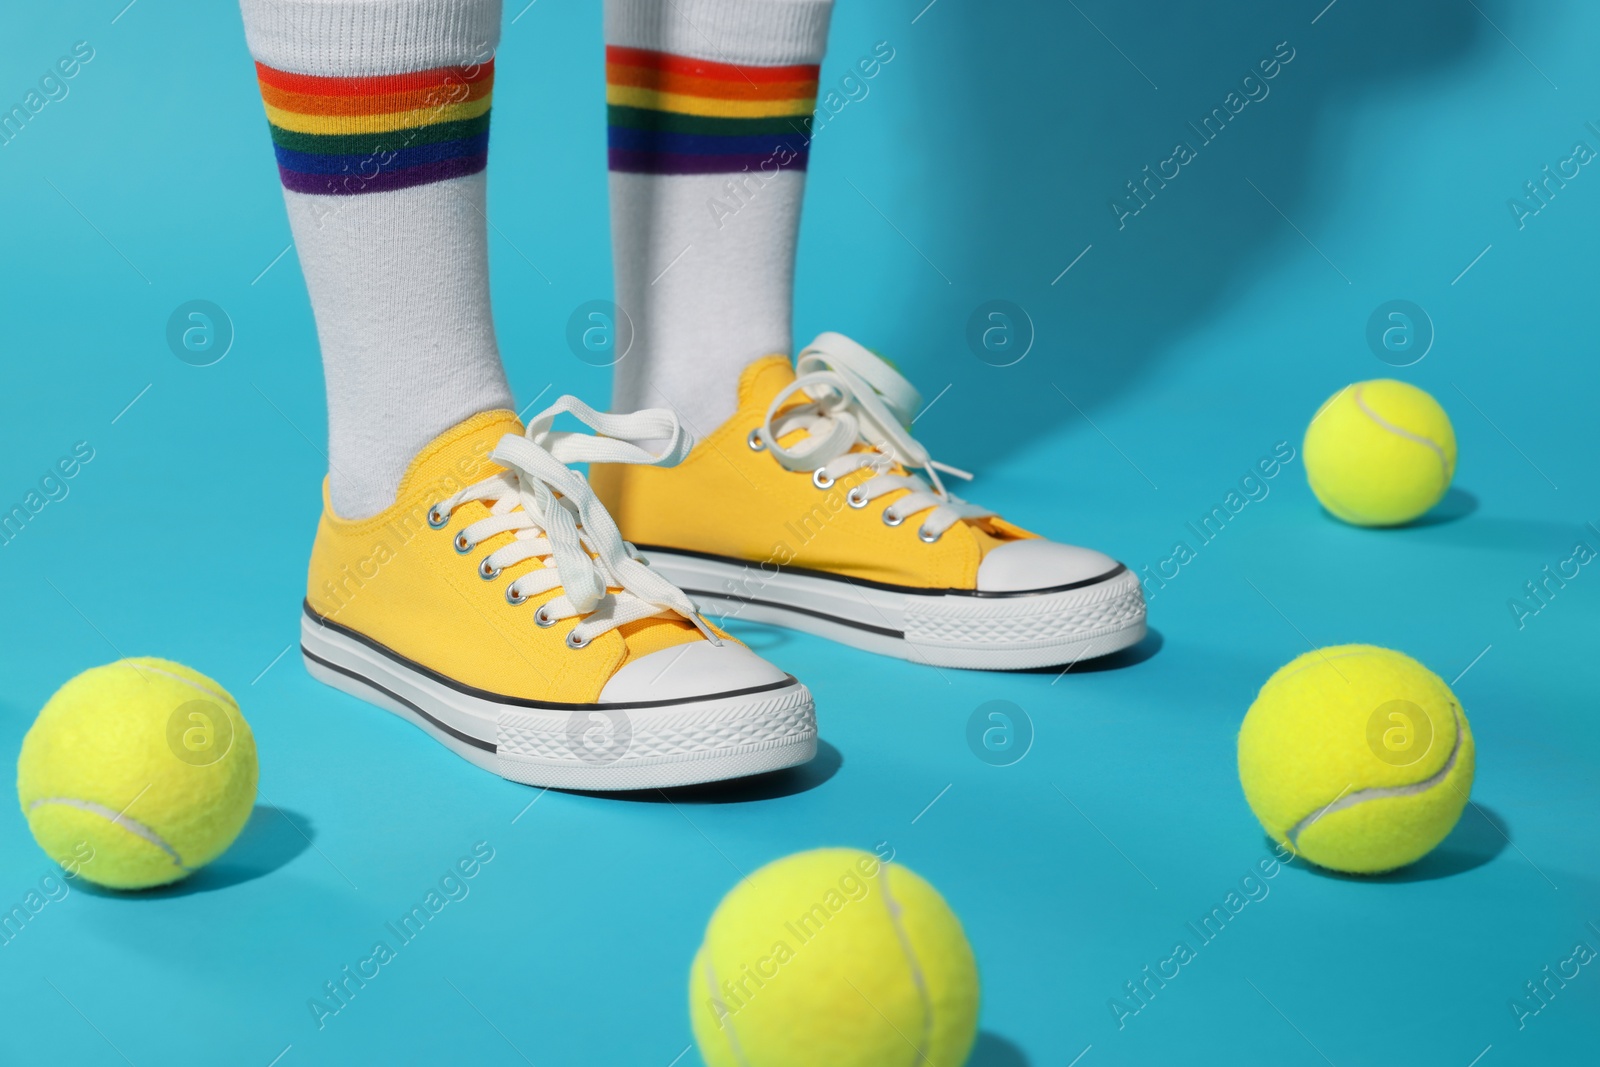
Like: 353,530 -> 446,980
256,60 -> 493,196
606,46 -> 818,175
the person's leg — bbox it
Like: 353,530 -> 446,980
241,0 -> 817,788
593,4 -> 1147,671
241,0 -> 511,519
604,0 -> 832,435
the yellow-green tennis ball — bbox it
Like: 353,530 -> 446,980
689,848 -> 979,1067
1303,379 -> 1456,526
17,658 -> 257,890
1237,645 -> 1474,875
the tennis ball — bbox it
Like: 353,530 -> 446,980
17,658 -> 257,890
689,848 -> 979,1067
1303,379 -> 1456,526
1238,645 -> 1474,875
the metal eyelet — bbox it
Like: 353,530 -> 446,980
917,526 -> 941,544
812,468 -> 835,490
882,509 -> 904,527
566,631 -> 588,650
478,558 -> 501,580
535,606 -> 557,627
847,487 -> 869,509
427,505 -> 450,529
747,429 -> 766,451
454,532 -> 474,554
505,585 -> 527,605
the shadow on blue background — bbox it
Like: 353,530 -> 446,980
574,739 -> 844,805
970,1030 -> 1032,1067
1307,485 -> 1480,530
1019,627 -> 1165,676
899,0 -> 1483,469
1409,485 -> 1480,526
1327,490 -> 1578,553
1274,801 -> 1511,885
72,805 -> 313,899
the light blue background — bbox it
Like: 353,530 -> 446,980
2,1 -> 1598,1064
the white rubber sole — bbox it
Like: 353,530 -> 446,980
641,547 -> 1148,671
300,608 -> 817,790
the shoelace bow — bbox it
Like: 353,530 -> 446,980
430,397 -> 720,648
755,332 -> 993,541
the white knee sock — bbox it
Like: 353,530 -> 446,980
604,0 -> 834,437
240,0 -> 513,519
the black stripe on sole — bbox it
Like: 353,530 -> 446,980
685,588 -> 904,638
636,543 -> 1129,599
303,644 -> 497,753
302,601 -> 799,711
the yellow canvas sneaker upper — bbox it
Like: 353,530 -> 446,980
591,333 -> 1043,592
306,406 -> 715,705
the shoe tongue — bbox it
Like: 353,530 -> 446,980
737,355 -> 798,410
741,354 -> 909,470
616,615 -> 703,667
396,409 -> 525,502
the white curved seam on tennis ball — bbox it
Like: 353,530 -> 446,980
878,863 -> 935,1066
28,797 -> 190,870
120,660 -> 236,708
1285,703 -> 1465,847
1352,384 -> 1451,477
700,957 -> 753,1067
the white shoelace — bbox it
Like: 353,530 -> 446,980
429,397 -> 719,649
754,332 -> 993,542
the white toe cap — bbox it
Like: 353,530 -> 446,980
976,538 -> 1121,593
599,640 -> 790,703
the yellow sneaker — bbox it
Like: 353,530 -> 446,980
592,333 -> 1147,670
300,399 -> 816,789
